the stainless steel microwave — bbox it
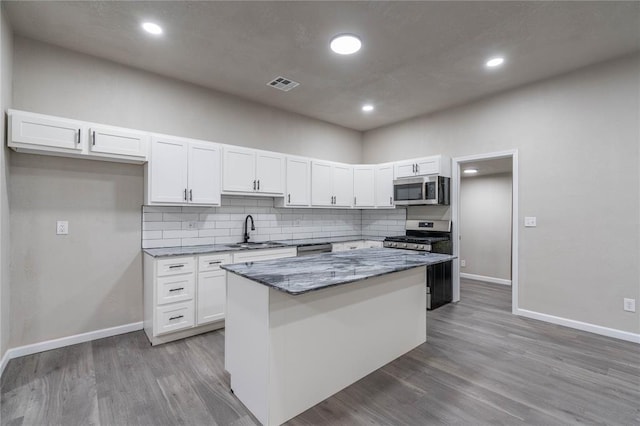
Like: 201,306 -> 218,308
393,176 -> 450,206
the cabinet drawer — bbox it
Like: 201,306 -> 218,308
199,253 -> 232,272
157,274 -> 195,305
364,240 -> 383,248
232,247 -> 297,263
157,256 -> 195,276
155,301 -> 195,335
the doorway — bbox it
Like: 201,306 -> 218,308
451,150 -> 519,314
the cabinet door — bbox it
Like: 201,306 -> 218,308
88,125 -> 148,159
222,146 -> 256,192
394,161 -> 416,179
353,166 -> 375,208
197,270 -> 227,325
255,151 -> 285,194
333,164 -> 353,207
188,142 -> 221,205
311,161 -> 334,207
149,137 -> 189,203
286,157 -> 310,206
375,164 -> 395,207
9,111 -> 85,153
415,157 -> 439,176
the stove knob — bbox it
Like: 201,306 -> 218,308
391,242 -> 397,247
419,245 -> 425,250
401,243 -> 407,248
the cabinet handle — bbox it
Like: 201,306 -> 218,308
416,164 -> 420,173
77,129 -> 81,144
183,189 -> 187,201
354,196 -> 357,205
390,196 -> 393,205
257,180 -> 260,190
169,315 -> 184,321
253,180 -> 256,190
189,189 -> 193,201
169,287 -> 184,292
412,164 -> 415,173
92,131 -> 96,146
169,264 -> 184,269
208,260 -> 222,265
287,194 -> 291,203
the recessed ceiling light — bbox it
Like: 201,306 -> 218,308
330,34 -> 362,55
141,22 -> 163,36
485,57 -> 505,68
463,168 -> 478,174
362,104 -> 374,112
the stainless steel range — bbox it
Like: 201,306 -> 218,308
384,219 -> 453,310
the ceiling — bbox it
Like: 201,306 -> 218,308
4,1 -> 640,131
460,158 -> 512,178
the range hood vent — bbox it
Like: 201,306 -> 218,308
267,76 -> 300,92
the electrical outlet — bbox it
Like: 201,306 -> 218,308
56,220 -> 69,235
623,298 -> 636,312
524,217 -> 537,227
460,259 -> 466,267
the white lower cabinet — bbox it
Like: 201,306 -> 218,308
144,247 -> 296,345
197,253 -> 232,326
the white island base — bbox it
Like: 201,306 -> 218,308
225,266 -> 427,426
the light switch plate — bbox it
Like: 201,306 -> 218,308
524,217 -> 537,227
623,298 -> 636,312
56,220 -> 69,235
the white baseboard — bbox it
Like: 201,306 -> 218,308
0,321 -> 143,376
516,308 -> 640,344
461,272 -> 511,286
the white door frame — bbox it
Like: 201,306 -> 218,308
451,149 -> 519,314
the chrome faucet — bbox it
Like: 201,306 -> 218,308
243,214 -> 255,243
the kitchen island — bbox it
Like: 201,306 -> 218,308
222,248 -> 455,426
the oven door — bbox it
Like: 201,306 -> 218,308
393,178 -> 426,205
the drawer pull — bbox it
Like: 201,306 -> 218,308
169,315 -> 184,321
169,265 -> 184,269
208,261 -> 222,265
169,287 -> 184,292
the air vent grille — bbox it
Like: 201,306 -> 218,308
267,76 -> 300,92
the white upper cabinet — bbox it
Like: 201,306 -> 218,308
311,160 -> 334,207
311,160 -> 353,207
375,163 -> 395,208
394,155 -> 451,178
284,156 -> 311,207
146,135 -> 221,206
88,124 -> 149,160
255,151 -> 285,194
9,110 -> 85,154
353,166 -> 375,208
188,141 -> 222,205
222,146 -> 284,195
8,109 -> 148,163
333,164 -> 354,207
222,146 -> 256,192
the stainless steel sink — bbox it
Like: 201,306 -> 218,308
227,242 -> 287,250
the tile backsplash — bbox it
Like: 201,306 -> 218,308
142,196 -> 406,248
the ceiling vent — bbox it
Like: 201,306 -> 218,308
267,76 -> 300,92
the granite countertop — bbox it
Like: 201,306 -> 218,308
143,235 -> 390,258
222,248 -> 456,295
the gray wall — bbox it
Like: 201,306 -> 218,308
1,6 -> 13,359
9,37 -> 363,348
363,55 -> 640,334
460,173 -> 512,281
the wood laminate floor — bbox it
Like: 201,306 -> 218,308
2,280 -> 639,425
